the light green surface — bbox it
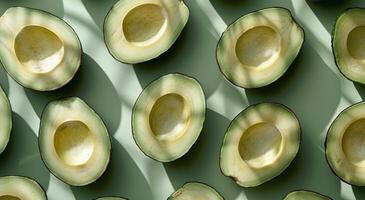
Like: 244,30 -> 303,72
0,0 -> 364,200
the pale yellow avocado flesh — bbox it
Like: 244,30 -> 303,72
0,86 -> 11,154
0,7 -> 81,91
0,176 -> 46,200
104,0 -> 189,64
169,182 -> 223,200
333,8 -> 365,84
326,101 -> 365,186
132,74 -> 205,162
39,97 -> 111,186
284,191 -> 331,200
220,103 -> 300,187
217,8 -> 304,88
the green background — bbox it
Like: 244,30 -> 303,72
0,0 -> 364,199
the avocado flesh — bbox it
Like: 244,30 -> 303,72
216,8 -> 304,88
220,103 -> 300,187
0,176 -> 46,200
284,191 -> 331,200
169,182 -> 223,200
104,0 -> 189,64
0,7 -> 81,91
333,8 -> 365,84
96,197 -> 126,200
0,86 -> 11,154
132,73 -> 205,162
326,101 -> 365,186
39,97 -> 111,186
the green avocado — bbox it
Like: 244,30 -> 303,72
332,8 -> 365,84
216,7 -> 304,88
104,0 -> 189,64
283,190 -> 332,200
220,103 -> 301,187
0,86 -> 11,154
0,176 -> 47,200
168,182 -> 223,200
0,7 -> 81,91
39,97 -> 111,186
132,73 -> 205,162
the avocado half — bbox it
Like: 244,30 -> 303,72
216,8 -> 304,88
104,0 -> 189,64
95,197 -> 126,200
325,101 -> 365,186
168,182 -> 223,200
132,73 -> 205,162
0,7 -> 81,91
0,176 -> 47,200
283,190 -> 332,200
0,86 -> 11,154
220,103 -> 301,187
39,97 -> 111,186
332,8 -> 365,84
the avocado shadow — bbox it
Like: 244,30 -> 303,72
25,53 -> 121,135
0,0 -> 64,18
0,113 -> 50,190
306,0 -> 361,33
71,138 -> 152,200
352,185 -> 365,200
133,0 -> 221,98
353,83 -> 365,101
81,0 -> 117,30
0,64 -> 9,95
164,109 -> 241,199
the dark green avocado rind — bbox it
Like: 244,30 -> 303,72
324,100 -> 365,186
331,7 -> 365,85
103,1 -> 190,65
0,6 -> 82,92
167,181 -> 224,200
215,7 -> 305,89
0,85 -> 12,154
94,196 -> 128,200
283,190 -> 333,200
131,73 -> 206,163
219,102 -> 302,187
0,175 -> 48,200
38,96 -> 112,186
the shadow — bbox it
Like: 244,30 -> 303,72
71,138 -> 152,200
164,109 -> 241,200
25,53 -> 121,135
209,0 -> 291,25
352,185 -> 365,200
134,0 -> 222,98
0,113 -> 50,190
81,0 -> 117,30
305,0 -> 357,33
353,83 -> 365,100
0,0 -> 64,18
0,63 -> 9,95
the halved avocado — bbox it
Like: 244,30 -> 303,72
132,73 -> 205,162
168,182 -> 223,200
39,97 -> 111,186
283,190 -> 332,200
220,103 -> 300,187
0,7 -> 81,91
95,197 -> 126,200
332,8 -> 365,84
0,176 -> 46,200
0,86 -> 11,154
216,8 -> 304,88
104,0 -> 189,64
325,101 -> 365,186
